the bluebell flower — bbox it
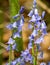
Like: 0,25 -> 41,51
12,14 -> 20,19
31,29 -> 38,37
33,0 -> 36,8
12,22 -> 17,28
20,16 -> 24,27
37,52 -> 43,59
37,44 -> 41,51
41,20 -> 47,29
42,11 -> 45,18
40,62 -> 46,65
18,26 -> 22,32
29,15 -> 36,22
11,60 -> 18,65
17,15 -> 24,32
16,20 -> 20,27
36,16 -> 41,21
28,10 -> 33,17
25,54 -> 33,63
28,24 -> 33,29
21,49 -> 29,56
7,38 -> 15,44
35,21 -> 41,29
29,35 -> 34,41
17,58 -> 21,63
34,9 -> 38,16
6,24 -> 13,30
19,6 -> 24,14
7,44 -> 17,51
42,29 -> 47,35
13,32 -> 21,38
34,35 -> 44,44
28,40 -> 32,49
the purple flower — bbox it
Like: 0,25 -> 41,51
34,9 -> 38,15
7,38 -> 15,44
18,26 -> 22,32
11,60 -> 17,65
28,40 -> 32,49
28,10 -> 33,17
31,29 -> 38,37
29,15 -> 36,22
13,32 -> 21,38
42,29 -> 47,35
37,45 -> 41,51
36,16 -> 41,21
29,35 -> 34,41
12,22 -> 17,28
35,21 -> 41,29
6,24 -> 13,30
37,52 -> 43,59
16,20 -> 20,27
19,6 -> 24,14
34,35 -> 44,44
21,49 -> 29,56
42,11 -> 45,18
20,16 -> 24,27
28,24 -> 33,29
33,0 -> 36,8
41,20 -> 47,29
40,62 -> 46,65
12,14 -> 19,19
25,54 -> 33,63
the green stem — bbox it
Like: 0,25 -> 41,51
9,44 -> 12,65
32,43 -> 37,65
16,62 -> 20,65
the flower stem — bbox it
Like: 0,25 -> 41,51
9,44 -> 12,65
32,43 -> 37,65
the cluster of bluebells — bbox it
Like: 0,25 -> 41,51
6,0 -> 49,65
6,6 -> 33,65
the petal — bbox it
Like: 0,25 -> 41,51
28,10 -> 33,17
13,32 -> 21,38
42,11 -> 45,18
13,14 -> 19,19
19,6 -> 24,14
32,29 -> 38,37
29,15 -> 36,22
28,24 -> 33,29
41,20 -> 47,29
7,38 -> 15,44
12,22 -> 17,28
34,36 -> 44,44
34,9 -> 38,15
6,24 -> 13,30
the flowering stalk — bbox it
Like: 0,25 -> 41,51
8,0 -> 20,65
6,0 -> 47,65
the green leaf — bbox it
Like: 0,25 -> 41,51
9,0 -> 20,17
14,38 -> 23,52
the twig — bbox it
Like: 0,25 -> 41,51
37,0 -> 50,14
